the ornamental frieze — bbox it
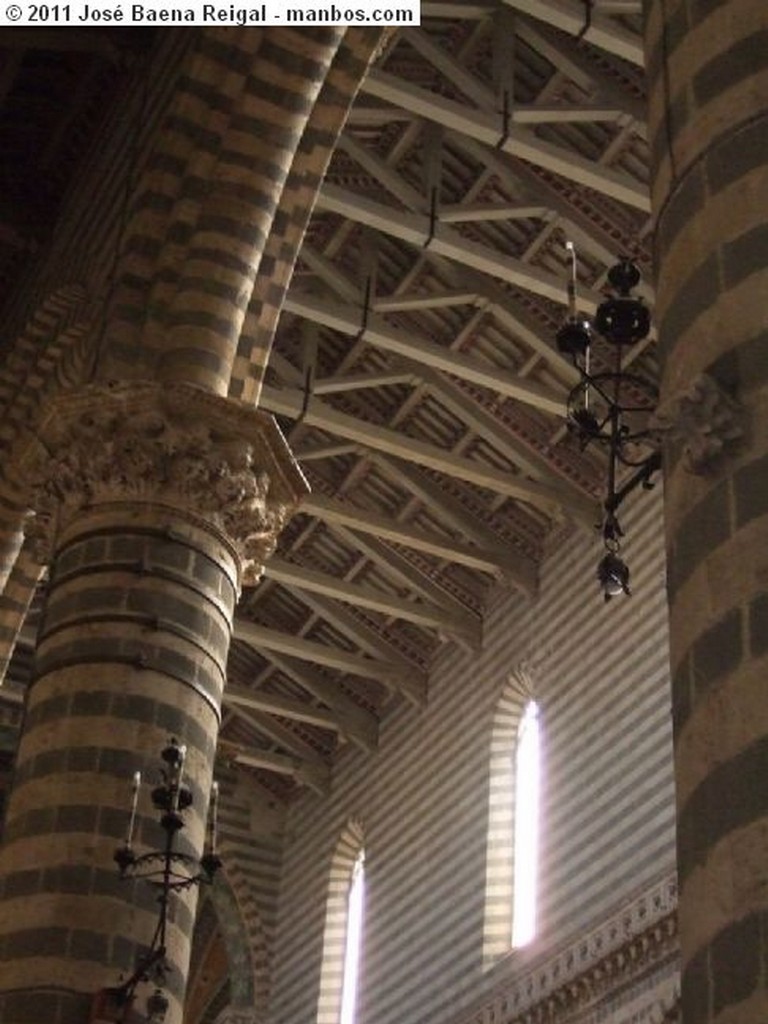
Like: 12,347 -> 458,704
450,873 -> 679,1024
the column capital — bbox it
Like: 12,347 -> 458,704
23,381 -> 308,586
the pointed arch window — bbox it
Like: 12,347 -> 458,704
340,849 -> 365,1024
511,700 -> 540,948
317,820 -> 365,1024
483,675 -> 543,964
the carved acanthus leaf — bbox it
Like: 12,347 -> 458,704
25,381 -> 308,584
652,373 -> 743,473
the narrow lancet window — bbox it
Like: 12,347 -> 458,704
512,700 -> 540,948
340,848 -> 365,1024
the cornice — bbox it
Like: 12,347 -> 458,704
452,873 -> 679,1024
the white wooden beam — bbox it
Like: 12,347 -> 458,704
439,203 -> 549,224
293,442 -> 361,461
225,742 -> 330,795
270,568 -> 434,667
403,28 -> 497,109
228,703 -> 330,769
301,491 -> 533,586
414,363 -> 591,510
316,184 -> 605,309
234,618 -> 428,705
299,244 -> 363,303
360,70 -> 650,210
225,683 -> 345,733
515,19 -> 647,132
313,370 -> 414,395
331,523 -> 488,621
373,290 -> 480,312
509,103 -> 639,124
283,291 -> 568,416
338,133 -> 427,211
501,0 -> 645,65
266,555 -> 480,645
447,135 -> 638,282
371,453 -> 541,565
259,384 -> 599,525
258,651 -> 378,752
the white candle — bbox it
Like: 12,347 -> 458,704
126,771 -> 141,847
209,781 -> 219,855
172,745 -> 187,811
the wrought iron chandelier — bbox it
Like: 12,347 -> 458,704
556,244 -> 661,600
96,738 -> 221,1023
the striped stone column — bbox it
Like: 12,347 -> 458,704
0,382 -> 306,1024
646,2 -> 768,1022
100,27 -> 345,396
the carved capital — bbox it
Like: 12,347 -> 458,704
24,381 -> 308,585
652,373 -> 744,473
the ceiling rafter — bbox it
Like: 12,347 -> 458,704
300,491 -> 528,584
222,741 -> 330,796
360,70 -> 650,210
255,651 -> 379,753
316,184 -> 604,308
330,522 -> 483,620
312,370 -> 415,395
499,0 -> 644,66
370,455 -> 541,578
515,18 -> 647,135
224,683 -> 345,734
410,362 -> 590,500
283,290 -> 567,416
259,383 -> 599,525
266,555 -> 480,646
337,132 -> 427,212
233,618 -> 428,705
438,203 -> 551,224
273,562 -> 443,663
227,702 -> 330,771
372,289 -> 481,311
402,26 -> 497,109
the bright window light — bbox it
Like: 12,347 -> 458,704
340,849 -> 365,1024
512,701 -> 540,948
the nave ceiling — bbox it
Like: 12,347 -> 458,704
0,6 -> 655,799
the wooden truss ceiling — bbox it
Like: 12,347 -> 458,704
0,9 -> 654,799
229,3 -> 654,797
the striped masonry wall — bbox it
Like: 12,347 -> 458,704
216,767 -> 289,1013
270,486 -> 676,1024
0,288 -> 96,668
645,2 -> 768,1023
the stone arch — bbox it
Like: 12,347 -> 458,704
482,666 -> 538,965
231,28 -> 389,406
209,851 -> 272,1016
316,817 -> 365,1024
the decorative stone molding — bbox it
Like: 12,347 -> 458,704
454,873 -> 678,1024
652,373 -> 743,473
21,381 -> 308,585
